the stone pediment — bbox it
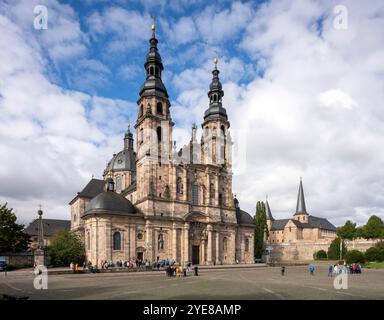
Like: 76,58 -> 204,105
184,210 -> 208,222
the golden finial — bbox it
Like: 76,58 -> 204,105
214,49 -> 218,65
151,16 -> 155,33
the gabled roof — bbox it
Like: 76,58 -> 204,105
69,179 -> 104,204
78,179 -> 104,198
270,215 -> 336,231
270,219 -> 290,230
307,215 -> 336,231
24,219 -> 70,236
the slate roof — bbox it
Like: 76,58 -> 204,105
236,209 -> 254,225
78,179 -> 104,198
24,219 -> 70,236
83,191 -> 138,217
69,179 -> 104,204
270,215 -> 336,231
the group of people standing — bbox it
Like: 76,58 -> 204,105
328,262 -> 362,276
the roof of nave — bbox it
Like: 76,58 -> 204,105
24,219 -> 70,236
69,178 -> 104,204
270,216 -> 336,231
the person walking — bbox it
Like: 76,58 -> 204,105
70,261 -> 74,273
309,265 -> 315,276
328,264 -> 333,277
281,266 -> 286,276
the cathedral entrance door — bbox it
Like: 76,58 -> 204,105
192,245 -> 200,265
137,252 -> 143,261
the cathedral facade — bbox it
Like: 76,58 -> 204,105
69,23 -> 255,266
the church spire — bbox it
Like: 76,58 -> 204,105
266,196 -> 274,221
202,53 -> 228,125
295,177 -> 308,215
139,17 -> 168,99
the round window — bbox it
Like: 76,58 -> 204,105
137,233 -> 143,240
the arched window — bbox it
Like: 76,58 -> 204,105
209,180 -> 214,205
113,232 -> 121,250
214,94 -> 217,102
156,126 -> 162,142
140,128 -> 144,144
191,184 -> 199,205
245,238 -> 249,252
116,176 -> 122,193
156,102 -> 163,114
150,66 -> 154,76
140,104 -> 144,117
223,237 -> 228,252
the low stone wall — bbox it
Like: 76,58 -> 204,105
268,242 -> 332,261
345,239 -> 381,252
265,238 -> 382,262
0,253 -> 34,266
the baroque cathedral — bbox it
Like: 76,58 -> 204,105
69,22 -> 255,266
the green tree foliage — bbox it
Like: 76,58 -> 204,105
362,215 -> 384,239
48,230 -> 85,267
345,249 -> 365,264
0,203 -> 30,252
254,201 -> 267,259
313,249 -> 327,260
365,241 -> 384,262
327,237 -> 347,260
337,220 -> 357,240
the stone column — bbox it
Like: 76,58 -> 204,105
183,169 -> 188,201
215,231 -> 220,264
145,221 -> 153,263
130,224 -> 136,261
183,223 -> 190,264
172,223 -> 177,262
201,240 -> 205,264
214,174 -> 219,206
205,170 -> 210,205
172,166 -> 177,199
207,225 -> 212,265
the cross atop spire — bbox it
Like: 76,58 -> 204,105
295,177 -> 308,215
151,16 -> 156,35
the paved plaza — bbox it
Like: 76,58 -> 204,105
1,264 -> 383,300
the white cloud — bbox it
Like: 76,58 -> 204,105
0,3 -> 133,224
86,7 -> 150,52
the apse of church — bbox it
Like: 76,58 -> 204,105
69,20 -> 255,266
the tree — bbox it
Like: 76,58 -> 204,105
345,250 -> 365,264
337,220 -> 357,240
48,230 -> 85,267
327,237 -> 347,260
362,215 -> 384,239
365,241 -> 384,262
0,203 -> 30,252
254,201 -> 267,259
314,250 -> 327,260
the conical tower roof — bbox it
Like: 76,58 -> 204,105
294,178 -> 308,215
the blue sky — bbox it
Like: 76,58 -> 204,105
1,0 -> 384,227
